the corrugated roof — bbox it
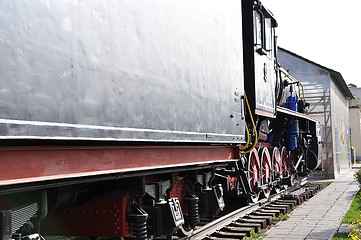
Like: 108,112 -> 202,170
279,47 -> 354,99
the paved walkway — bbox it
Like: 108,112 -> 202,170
263,168 -> 359,240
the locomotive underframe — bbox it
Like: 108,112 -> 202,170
0,145 -> 239,238
0,112 -> 320,239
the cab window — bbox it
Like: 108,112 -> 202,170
254,10 -> 273,57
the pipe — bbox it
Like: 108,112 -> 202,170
294,154 -> 304,171
241,92 -> 258,154
278,66 -> 305,101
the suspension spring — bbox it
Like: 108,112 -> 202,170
185,193 -> 199,229
134,219 -> 148,240
127,199 -> 148,240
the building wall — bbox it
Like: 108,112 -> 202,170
330,79 -> 351,178
278,50 -> 333,177
349,108 -> 361,160
278,49 -> 351,179
349,87 -> 361,161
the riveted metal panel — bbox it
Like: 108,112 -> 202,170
0,0 -> 245,144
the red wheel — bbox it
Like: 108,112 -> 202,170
279,147 -> 289,176
271,147 -> 282,193
248,149 -> 261,203
258,147 -> 272,198
280,147 -> 295,186
271,147 -> 282,179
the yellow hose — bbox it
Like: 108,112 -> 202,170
241,92 -> 258,154
298,81 -> 305,101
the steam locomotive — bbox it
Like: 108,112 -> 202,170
0,0 -> 321,239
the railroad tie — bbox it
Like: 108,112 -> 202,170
237,218 -> 267,229
222,226 -> 254,236
229,222 -> 261,233
212,230 -> 248,239
245,214 -> 273,225
257,209 -> 281,217
275,199 -> 297,209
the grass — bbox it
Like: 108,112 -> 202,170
272,213 -> 289,223
333,169 -> 361,239
242,229 -> 266,240
333,232 -> 350,239
342,189 -> 361,224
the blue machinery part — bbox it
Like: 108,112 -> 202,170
286,119 -> 299,150
286,91 -> 299,150
285,91 -> 298,111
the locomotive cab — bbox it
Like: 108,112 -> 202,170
233,0 -> 321,202
243,0 -> 279,118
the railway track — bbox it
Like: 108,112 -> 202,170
180,179 -> 324,240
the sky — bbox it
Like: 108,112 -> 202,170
261,0 -> 361,86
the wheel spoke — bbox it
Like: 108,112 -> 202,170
248,149 -> 260,203
257,147 -> 272,198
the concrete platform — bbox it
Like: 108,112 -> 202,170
263,168 -> 359,240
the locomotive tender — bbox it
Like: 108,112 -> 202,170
0,0 -> 321,239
